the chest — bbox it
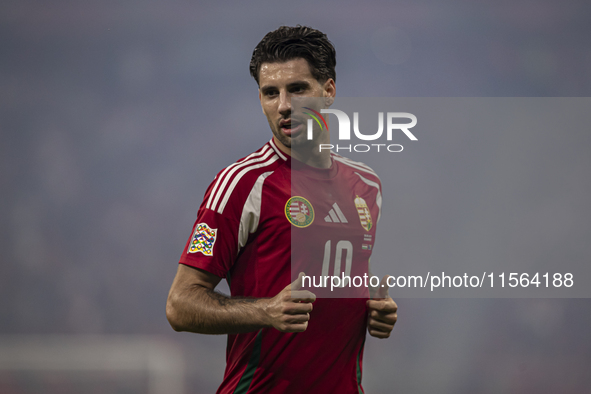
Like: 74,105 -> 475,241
257,171 -> 379,294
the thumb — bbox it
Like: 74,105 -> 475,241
374,275 -> 391,299
290,272 -> 306,291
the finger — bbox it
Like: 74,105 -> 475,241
374,275 -> 391,299
290,289 -> 316,303
368,328 -> 391,339
290,272 -> 306,291
284,302 -> 313,315
283,313 -> 310,324
369,310 -> 398,324
367,299 -> 398,313
282,321 -> 309,333
368,318 -> 395,332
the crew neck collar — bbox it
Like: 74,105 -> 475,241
287,155 -> 338,180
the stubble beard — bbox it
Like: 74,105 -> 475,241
269,119 -> 322,152
271,125 -> 291,148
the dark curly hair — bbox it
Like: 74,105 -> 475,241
249,25 -> 336,86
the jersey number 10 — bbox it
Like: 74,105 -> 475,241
321,240 -> 353,283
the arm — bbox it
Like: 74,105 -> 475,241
166,265 -> 316,335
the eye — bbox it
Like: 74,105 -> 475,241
290,85 -> 306,94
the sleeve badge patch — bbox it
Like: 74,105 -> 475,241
188,223 -> 217,256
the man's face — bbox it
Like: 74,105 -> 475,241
258,58 -> 335,152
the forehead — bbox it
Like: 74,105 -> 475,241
258,58 -> 315,86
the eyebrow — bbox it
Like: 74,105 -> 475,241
260,81 -> 312,94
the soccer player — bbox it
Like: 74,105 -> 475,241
166,26 -> 398,393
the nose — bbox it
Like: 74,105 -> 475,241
277,90 -> 291,117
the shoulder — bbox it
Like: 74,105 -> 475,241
330,152 -> 382,187
204,139 -> 288,215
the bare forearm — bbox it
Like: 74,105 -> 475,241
166,284 -> 270,334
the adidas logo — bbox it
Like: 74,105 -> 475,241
324,203 -> 348,223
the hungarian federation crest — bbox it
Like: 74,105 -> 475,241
188,223 -> 217,256
285,196 -> 315,228
355,195 -> 372,231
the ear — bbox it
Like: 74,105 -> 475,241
259,89 -> 264,114
323,78 -> 336,107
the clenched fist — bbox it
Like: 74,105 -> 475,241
264,272 -> 317,333
367,275 -> 398,339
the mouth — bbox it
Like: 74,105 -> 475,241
279,119 -> 304,137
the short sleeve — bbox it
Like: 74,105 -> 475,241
178,143 -> 283,278
179,203 -> 240,278
178,165 -> 269,278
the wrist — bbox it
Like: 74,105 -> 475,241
257,298 -> 272,328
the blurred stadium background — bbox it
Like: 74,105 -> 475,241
1,0 -> 590,392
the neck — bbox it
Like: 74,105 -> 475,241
273,136 -> 332,169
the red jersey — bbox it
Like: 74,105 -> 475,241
180,138 -> 382,394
